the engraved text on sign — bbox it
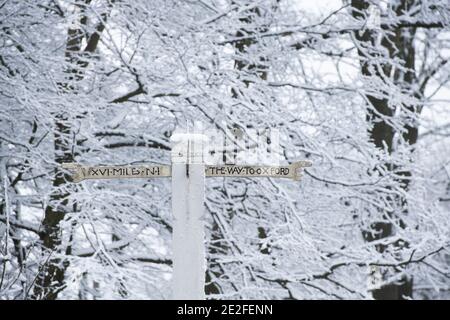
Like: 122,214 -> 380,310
205,161 -> 311,181
62,163 -> 171,182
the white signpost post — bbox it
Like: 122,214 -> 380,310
63,133 -> 312,300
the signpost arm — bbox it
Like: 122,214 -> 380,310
171,134 -> 206,300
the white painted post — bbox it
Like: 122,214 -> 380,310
171,133 -> 207,300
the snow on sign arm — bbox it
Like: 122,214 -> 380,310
205,161 -> 312,181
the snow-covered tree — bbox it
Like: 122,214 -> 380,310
1,0 -> 449,299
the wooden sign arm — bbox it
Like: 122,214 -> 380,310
291,160 -> 313,181
61,163 -> 171,182
61,163 -> 84,183
62,161 -> 312,182
204,161 -> 312,181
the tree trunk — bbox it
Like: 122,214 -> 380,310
33,116 -> 74,299
32,0 -> 110,299
351,0 -> 420,300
